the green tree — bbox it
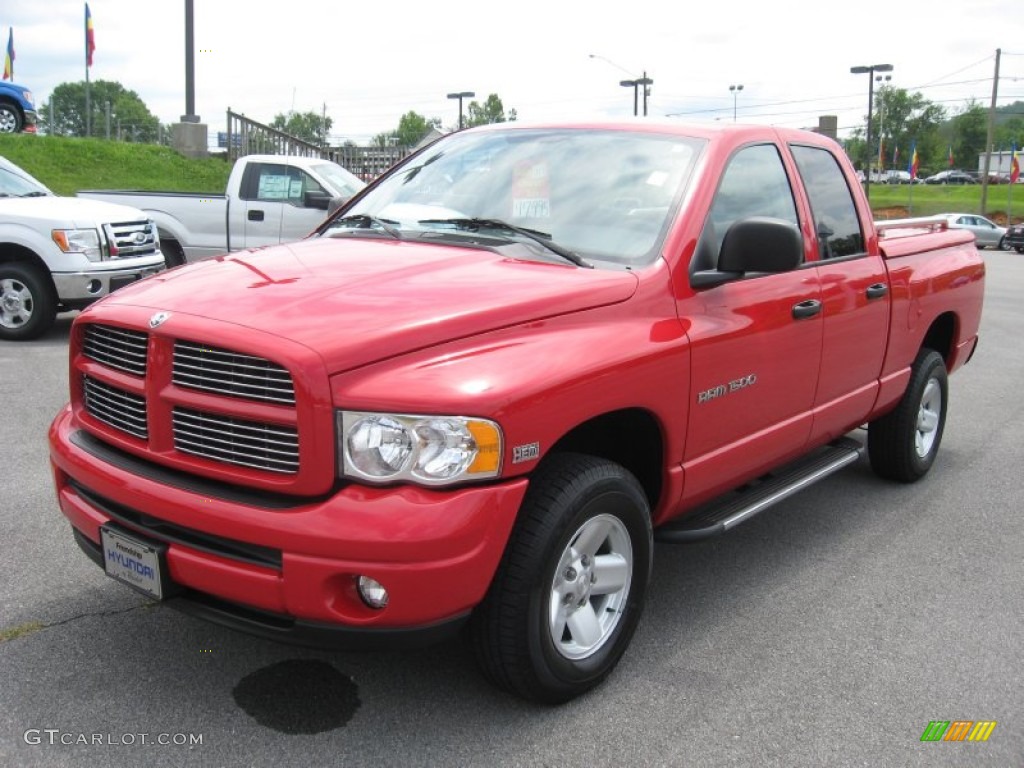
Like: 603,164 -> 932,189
852,87 -> 945,173
270,110 -> 332,145
464,94 -> 517,128
39,80 -> 160,141
948,101 -> 987,171
371,111 -> 442,148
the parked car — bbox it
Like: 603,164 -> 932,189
883,170 -> 912,184
0,80 -> 37,133
1004,222 -> 1024,253
0,155 -> 165,339
924,170 -> 976,185
78,155 -> 366,266
50,121 -> 985,703
938,213 -> 1007,249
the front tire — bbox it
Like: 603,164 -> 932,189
470,453 -> 652,703
160,237 -> 187,267
0,263 -> 57,340
0,101 -> 22,133
868,349 -> 948,482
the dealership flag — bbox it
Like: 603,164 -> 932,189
85,3 -> 95,67
948,145 -> 954,167
909,142 -> 919,180
1012,145 -> 1020,184
2,28 -> 12,80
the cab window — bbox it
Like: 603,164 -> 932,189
790,145 -> 864,259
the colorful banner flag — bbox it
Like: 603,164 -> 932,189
893,145 -> 900,166
1012,145 -> 1020,184
948,145 -> 954,167
909,142 -> 919,180
2,28 -> 13,81
85,3 -> 96,68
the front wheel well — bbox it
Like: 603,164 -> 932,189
545,408 -> 664,512
0,243 -> 54,293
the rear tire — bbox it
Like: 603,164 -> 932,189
0,262 -> 57,340
868,349 -> 948,482
470,453 -> 652,703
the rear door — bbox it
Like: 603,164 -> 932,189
789,143 -> 890,441
682,143 -> 823,502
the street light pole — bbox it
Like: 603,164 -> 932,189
850,63 -> 893,200
729,84 -> 744,122
446,91 -> 475,130
875,74 -> 891,175
590,55 -> 652,117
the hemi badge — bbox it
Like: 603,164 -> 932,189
512,442 -> 540,464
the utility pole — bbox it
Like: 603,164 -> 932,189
980,48 -> 1000,215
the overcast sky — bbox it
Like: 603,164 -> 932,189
3,0 -> 1023,146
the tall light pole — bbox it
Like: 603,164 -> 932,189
875,74 -> 891,174
729,84 -> 744,122
447,91 -> 474,130
850,63 -> 893,200
590,55 -> 652,116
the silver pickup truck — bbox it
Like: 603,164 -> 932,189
78,155 -> 365,266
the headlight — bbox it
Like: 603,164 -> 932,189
339,411 -> 502,486
52,228 -> 103,262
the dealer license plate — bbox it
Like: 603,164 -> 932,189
100,526 -> 168,600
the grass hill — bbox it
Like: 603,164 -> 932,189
0,134 -> 230,196
1,133 -> 1021,223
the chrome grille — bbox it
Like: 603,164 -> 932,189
83,376 -> 148,439
82,324 -> 148,376
173,342 -> 295,405
172,408 -> 299,474
104,220 -> 160,258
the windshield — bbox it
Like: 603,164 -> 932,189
325,128 -> 702,266
312,162 -> 365,199
0,164 -> 52,198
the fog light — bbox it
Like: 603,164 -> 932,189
357,576 -> 389,609
87,279 -> 102,294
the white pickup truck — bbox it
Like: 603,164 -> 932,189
78,155 -> 365,266
0,155 -> 165,340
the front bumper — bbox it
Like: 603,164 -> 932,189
50,406 -> 528,647
52,260 -> 166,304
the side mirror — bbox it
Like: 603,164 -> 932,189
718,217 -> 803,273
303,189 -> 333,210
326,196 -> 351,217
690,217 -> 803,289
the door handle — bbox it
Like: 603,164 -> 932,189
248,210 -> 265,222
791,299 -> 822,319
866,282 -> 888,299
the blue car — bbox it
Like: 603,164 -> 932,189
0,81 -> 37,133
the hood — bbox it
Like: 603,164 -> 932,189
0,195 -> 153,226
102,236 -> 639,373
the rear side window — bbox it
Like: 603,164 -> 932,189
790,145 -> 864,259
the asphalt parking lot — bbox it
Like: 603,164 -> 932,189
1,252 -> 1021,767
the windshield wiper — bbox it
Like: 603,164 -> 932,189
19,191 -> 48,198
418,217 -> 593,269
330,214 -> 402,240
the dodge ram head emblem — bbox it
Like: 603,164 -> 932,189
149,311 -> 171,328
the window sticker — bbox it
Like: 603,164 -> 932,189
512,160 -> 550,219
258,173 -> 289,200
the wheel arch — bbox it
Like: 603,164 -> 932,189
0,242 -> 56,297
544,408 -> 665,514
920,311 -> 957,366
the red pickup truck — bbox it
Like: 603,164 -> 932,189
49,122 -> 985,703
